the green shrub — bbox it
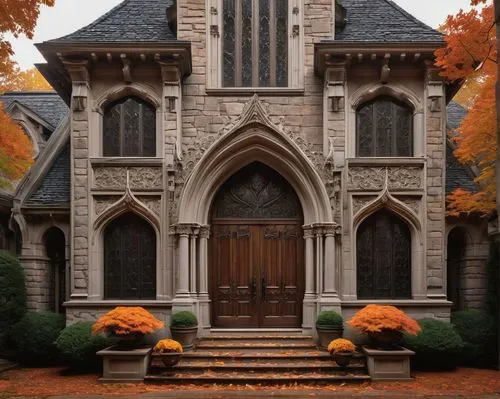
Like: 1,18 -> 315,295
55,322 -> 119,370
404,318 -> 463,371
170,311 -> 198,328
0,251 -> 27,347
452,310 -> 496,368
316,311 -> 343,328
10,311 -> 65,366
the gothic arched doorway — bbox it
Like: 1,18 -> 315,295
209,162 -> 304,328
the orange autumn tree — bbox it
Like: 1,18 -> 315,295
0,67 -> 52,93
92,307 -> 164,337
0,103 -> 32,190
435,1 -> 497,216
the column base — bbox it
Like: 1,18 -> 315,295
317,294 -> 342,314
302,295 -> 317,337
171,294 -> 196,315
197,295 -> 211,337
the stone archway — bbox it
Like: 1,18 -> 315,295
209,162 -> 305,328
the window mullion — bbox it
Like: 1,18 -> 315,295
120,104 -> 125,156
139,104 -> 144,157
235,0 -> 242,86
252,0 -> 259,87
270,0 -> 277,87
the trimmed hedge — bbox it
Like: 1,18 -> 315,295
316,311 -> 343,328
10,311 -> 65,366
0,251 -> 27,347
170,311 -> 198,328
452,310 -> 496,368
55,322 -> 119,370
404,318 -> 463,371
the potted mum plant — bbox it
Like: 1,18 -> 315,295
348,304 -> 420,380
316,310 -> 344,350
152,338 -> 183,368
328,338 -> 356,368
170,311 -> 198,351
93,306 -> 164,382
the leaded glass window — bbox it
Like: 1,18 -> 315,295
104,212 -> 156,300
357,210 -> 411,299
223,0 -> 288,87
103,97 -> 156,157
356,97 -> 413,157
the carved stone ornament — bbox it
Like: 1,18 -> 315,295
388,167 -> 422,190
352,196 -> 377,216
94,196 -> 121,216
94,167 -> 127,189
395,196 -> 421,215
129,167 -> 163,190
348,168 -> 385,191
171,95 -> 338,222
136,196 -> 162,216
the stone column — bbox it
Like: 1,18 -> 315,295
315,227 -> 324,299
302,226 -> 317,334
172,224 -> 196,313
198,225 -> 211,337
190,227 -> 199,296
323,226 -> 337,295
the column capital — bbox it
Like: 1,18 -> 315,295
199,225 -> 211,239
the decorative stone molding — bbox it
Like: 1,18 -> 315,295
388,167 -> 422,190
94,167 -> 127,189
94,196 -> 121,216
136,196 -> 162,217
129,167 -> 163,190
394,196 -> 421,216
348,166 -> 423,191
352,196 -> 377,216
348,167 -> 385,191
93,167 -> 162,190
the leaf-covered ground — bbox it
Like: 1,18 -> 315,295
0,367 -> 499,397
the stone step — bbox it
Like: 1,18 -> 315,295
200,336 -> 314,345
145,371 -> 370,384
195,342 -> 318,351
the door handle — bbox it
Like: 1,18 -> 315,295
251,277 -> 257,301
261,275 -> 266,301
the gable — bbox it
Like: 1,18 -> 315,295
334,0 -> 443,42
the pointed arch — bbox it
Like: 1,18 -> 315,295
178,98 -> 332,225
95,82 -> 161,110
350,83 -> 422,113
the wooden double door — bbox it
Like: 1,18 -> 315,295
210,221 -> 304,328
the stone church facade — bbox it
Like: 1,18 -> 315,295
0,0 -> 492,336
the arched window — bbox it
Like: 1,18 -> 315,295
357,209 -> 411,299
44,227 -> 66,313
104,212 -> 156,299
357,96 -> 413,157
103,97 -> 156,157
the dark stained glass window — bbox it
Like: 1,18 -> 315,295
357,210 -> 411,299
223,0 -> 288,87
103,97 -> 156,157
104,212 -> 156,300
357,97 -> 413,157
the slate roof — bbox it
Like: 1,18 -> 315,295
335,0 -> 443,42
445,102 -> 478,195
49,0 -> 177,43
25,144 -> 70,207
0,92 -> 68,129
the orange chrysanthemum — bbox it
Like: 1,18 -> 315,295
327,338 -> 356,355
92,307 -> 164,337
153,339 -> 183,354
348,304 -> 421,336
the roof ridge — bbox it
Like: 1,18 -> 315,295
54,0 -> 132,41
383,0 -> 440,32
2,91 -> 58,96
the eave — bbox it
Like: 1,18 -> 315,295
314,41 -> 445,76
35,41 -> 192,105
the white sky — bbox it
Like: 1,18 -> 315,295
9,0 -> 476,70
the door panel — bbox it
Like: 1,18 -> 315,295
211,224 -> 258,327
211,223 -> 303,328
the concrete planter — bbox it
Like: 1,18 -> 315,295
362,345 -> 415,381
170,326 -> 198,351
316,325 -> 343,350
97,346 -> 152,382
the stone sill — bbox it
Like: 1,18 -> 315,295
205,88 -> 305,96
90,158 -> 164,167
341,300 -> 452,307
64,300 -> 173,308
347,158 -> 426,167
